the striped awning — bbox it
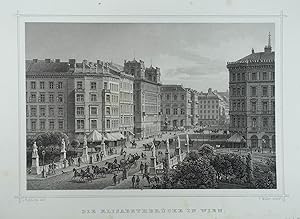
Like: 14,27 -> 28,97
104,133 -> 117,141
110,132 -> 125,140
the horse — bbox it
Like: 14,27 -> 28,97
92,165 -> 109,178
142,173 -> 156,185
105,161 -> 121,172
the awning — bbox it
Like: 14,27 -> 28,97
227,133 -> 245,143
87,130 -> 107,143
104,133 -> 117,141
110,132 -> 125,140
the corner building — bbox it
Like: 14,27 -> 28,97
227,34 -> 275,150
124,59 -> 161,139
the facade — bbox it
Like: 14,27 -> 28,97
26,58 -> 134,141
227,34 -> 275,149
160,85 -> 193,130
124,59 -> 161,139
213,90 -> 230,126
197,88 -> 221,126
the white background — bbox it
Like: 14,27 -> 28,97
1,0 -> 300,219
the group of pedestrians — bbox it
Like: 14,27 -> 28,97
139,162 -> 148,174
131,175 -> 141,189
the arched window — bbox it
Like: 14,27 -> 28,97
251,135 -> 258,148
262,135 -> 270,148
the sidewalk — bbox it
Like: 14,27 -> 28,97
27,153 -> 119,181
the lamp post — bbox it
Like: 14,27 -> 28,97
42,150 -> 46,178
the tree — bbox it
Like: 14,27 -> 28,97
70,139 -> 80,150
198,144 -> 215,161
168,157 -> 217,189
35,131 -> 69,148
185,150 -> 200,162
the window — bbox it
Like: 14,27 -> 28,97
76,94 -> 84,102
58,107 -> 64,116
166,94 -> 170,100
30,93 -> 36,102
30,106 -> 37,117
91,94 -> 97,101
181,95 -> 184,100
30,81 -> 36,89
40,120 -> 45,130
49,94 -> 54,102
49,107 -> 54,116
262,101 -> 268,112
91,120 -> 97,129
251,73 -> 257,80
263,72 -> 268,80
91,107 -> 97,115
57,94 -> 63,102
49,121 -> 55,130
58,82 -> 63,89
76,120 -> 84,129
76,107 -> 84,115
58,121 -> 64,129
173,108 -> 178,115
242,73 -> 246,81
263,117 -> 268,128
272,101 -> 275,112
271,85 -> 275,96
39,82 -> 44,89
271,72 -> 275,80
31,120 -> 36,130
252,118 -> 257,128
49,82 -> 54,89
106,107 -> 111,115
262,86 -> 268,97
251,102 -> 256,112
233,88 -> 236,96
106,119 -> 111,129
237,73 -> 241,81
251,86 -> 257,96
40,93 -> 45,102
90,82 -> 96,90
77,81 -> 83,89
104,82 -> 108,90
181,109 -> 185,115
232,73 -> 236,81
174,95 -> 177,101
241,87 -> 245,96
39,106 -> 46,117
166,108 -> 170,115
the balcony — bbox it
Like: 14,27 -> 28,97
75,88 -> 85,92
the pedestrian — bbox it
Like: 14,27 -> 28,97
114,158 -> 118,164
131,175 -> 136,188
96,153 -> 100,162
144,163 -> 148,175
78,157 -> 81,167
136,175 -> 140,189
113,173 -> 117,185
100,151 -> 104,161
140,162 -> 144,174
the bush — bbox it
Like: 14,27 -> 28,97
168,157 -> 217,189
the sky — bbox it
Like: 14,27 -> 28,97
25,23 -> 275,92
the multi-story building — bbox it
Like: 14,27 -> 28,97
198,88 -> 221,126
189,88 -> 199,126
213,90 -> 230,126
227,33 -> 275,149
124,59 -> 161,139
26,59 -> 74,137
160,85 -> 193,130
26,58 -> 134,142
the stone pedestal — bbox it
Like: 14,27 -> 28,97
175,147 -> 182,162
101,141 -> 106,156
149,156 -> 157,175
60,150 -> 66,162
31,157 -> 40,175
165,151 -> 171,169
31,142 -> 40,175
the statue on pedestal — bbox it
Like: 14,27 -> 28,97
151,142 -> 156,157
31,141 -> 40,175
177,136 -> 181,148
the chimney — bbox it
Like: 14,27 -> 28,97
252,48 -> 255,54
55,59 -> 60,63
68,59 -> 76,68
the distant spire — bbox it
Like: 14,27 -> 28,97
268,32 -> 271,48
150,58 -> 152,67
